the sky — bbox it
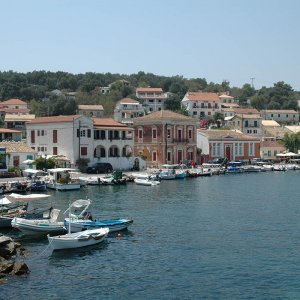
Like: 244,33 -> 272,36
1,0 -> 300,90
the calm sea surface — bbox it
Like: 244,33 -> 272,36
1,171 -> 300,299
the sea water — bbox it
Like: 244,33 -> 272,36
1,171 -> 300,299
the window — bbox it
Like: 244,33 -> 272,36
238,143 -> 243,155
193,111 -> 197,115
177,129 -> 182,141
37,130 -> 40,136
267,150 -> 271,157
253,130 -> 257,134
212,143 -> 216,156
13,156 -> 19,167
167,151 -> 171,162
138,129 -> 143,139
188,129 -> 192,139
152,151 -> 157,162
245,120 -> 249,128
87,129 -> 91,138
167,129 -> 171,139
80,130 -> 86,137
216,143 -> 221,156
208,112 -> 211,115
31,130 -> 35,143
249,143 -> 254,156
77,129 -> 80,137
152,128 -> 157,139
81,147 -> 88,156
53,130 -> 57,143
41,130 -> 45,136
53,147 -> 58,155
278,114 -> 280,117
254,121 -> 258,127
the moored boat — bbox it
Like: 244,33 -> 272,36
47,227 -> 109,250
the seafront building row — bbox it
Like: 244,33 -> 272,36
0,94 -> 298,172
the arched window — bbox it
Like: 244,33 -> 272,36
109,146 -> 119,157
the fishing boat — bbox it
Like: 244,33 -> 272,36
64,200 -> 133,233
0,197 -> 28,228
45,168 -> 81,191
48,201 -> 109,250
64,217 -> 133,233
11,208 -> 65,235
134,178 -> 160,186
47,227 -> 109,250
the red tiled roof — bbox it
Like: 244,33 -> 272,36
136,87 -> 163,93
93,118 -> 129,128
29,115 -> 81,123
198,129 -> 260,141
233,108 -> 259,114
185,92 -> 220,102
119,98 -> 140,104
261,140 -> 286,148
1,99 -> 27,105
0,128 -> 21,133
134,110 -> 196,123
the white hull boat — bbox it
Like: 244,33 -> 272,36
134,178 -> 160,186
11,217 -> 65,235
47,182 -> 81,191
48,227 -> 109,250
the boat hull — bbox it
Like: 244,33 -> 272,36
11,217 -> 65,235
64,218 -> 133,233
47,183 -> 81,191
48,228 -> 109,250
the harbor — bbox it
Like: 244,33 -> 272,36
0,170 -> 299,299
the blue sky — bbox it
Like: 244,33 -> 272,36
1,0 -> 300,90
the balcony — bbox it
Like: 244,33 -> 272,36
172,138 -> 189,144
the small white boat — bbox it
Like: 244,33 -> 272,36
6,193 -> 51,203
11,208 -> 65,235
134,178 -> 160,186
47,227 -> 109,250
45,168 -> 82,191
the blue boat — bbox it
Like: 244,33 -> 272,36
64,218 -> 133,233
226,161 -> 244,174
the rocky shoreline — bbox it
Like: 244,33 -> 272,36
0,234 -> 30,284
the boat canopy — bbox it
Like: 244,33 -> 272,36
63,199 -> 91,217
0,197 -> 11,205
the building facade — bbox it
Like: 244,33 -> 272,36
261,109 -> 299,124
133,110 -> 197,167
114,98 -> 145,125
197,129 -> 261,162
226,113 -> 262,136
26,115 -> 137,170
181,92 -> 222,119
136,87 -> 167,113
78,105 -> 104,118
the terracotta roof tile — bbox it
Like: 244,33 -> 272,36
134,110 -> 196,123
198,129 -> 260,141
0,128 -> 21,133
119,98 -> 140,104
261,140 -> 286,148
93,118 -> 129,128
0,99 -> 27,105
184,92 -> 220,102
0,141 -> 36,153
136,87 -> 163,93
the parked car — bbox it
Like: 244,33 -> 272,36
86,163 -> 113,174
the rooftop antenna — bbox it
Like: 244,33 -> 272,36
250,77 -> 255,89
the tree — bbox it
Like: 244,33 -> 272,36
281,132 -> 300,153
35,157 -> 55,170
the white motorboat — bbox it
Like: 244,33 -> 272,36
47,227 -> 109,250
134,178 -> 160,186
11,208 -> 65,235
45,168 -> 82,191
6,193 -> 51,203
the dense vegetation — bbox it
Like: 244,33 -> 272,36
0,70 -> 298,117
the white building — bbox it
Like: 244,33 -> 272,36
181,92 -> 221,119
78,105 -> 104,117
26,115 -> 136,170
114,98 -> 145,125
261,109 -> 299,124
0,141 -> 37,171
136,87 -> 167,113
